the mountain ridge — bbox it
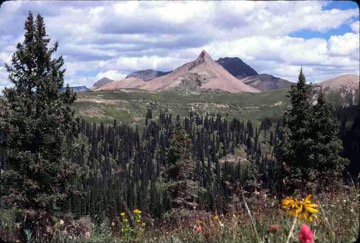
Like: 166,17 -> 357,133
141,50 -> 260,93
91,77 -> 114,90
216,57 -> 258,78
239,74 -> 292,91
60,85 -> 90,92
126,69 -> 171,81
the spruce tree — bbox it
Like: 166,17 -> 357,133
309,92 -> 348,183
276,69 -> 312,185
166,119 -> 201,209
0,13 -> 79,214
275,69 -> 348,191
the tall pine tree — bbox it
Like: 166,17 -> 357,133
309,92 -> 348,184
0,13 -> 80,214
275,69 -> 347,191
166,119 -> 202,209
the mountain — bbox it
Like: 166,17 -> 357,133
316,74 -> 359,106
126,69 -> 171,81
216,57 -> 293,91
95,77 -> 146,91
318,74 -> 359,91
60,85 -> 89,92
92,77 -> 114,90
239,74 -> 292,91
216,57 -> 258,78
142,50 -> 260,93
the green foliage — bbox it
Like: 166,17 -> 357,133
168,119 -> 193,173
166,119 -> 203,209
0,209 -> 19,242
276,69 -> 348,190
74,89 -> 290,124
310,93 -> 349,179
117,210 -> 145,241
0,10 -> 80,226
89,220 -> 113,243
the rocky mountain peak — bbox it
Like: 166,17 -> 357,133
191,50 -> 214,69
216,57 -> 258,78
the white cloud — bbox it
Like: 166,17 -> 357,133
328,33 -> 359,56
95,70 -> 126,81
205,32 -> 359,82
351,21 -> 359,33
0,1 -> 358,88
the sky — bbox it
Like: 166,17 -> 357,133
0,1 -> 359,91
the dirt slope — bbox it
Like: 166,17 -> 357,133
142,50 -> 260,93
95,77 -> 146,91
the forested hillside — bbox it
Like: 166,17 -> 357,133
0,12 -> 359,243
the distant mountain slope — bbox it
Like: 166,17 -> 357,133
96,77 -> 146,91
91,77 -> 114,90
60,86 -> 89,92
318,74 -> 359,91
316,74 -> 359,106
239,74 -> 292,91
142,50 -> 260,93
216,57 -> 258,78
216,57 -> 293,91
126,69 -> 171,81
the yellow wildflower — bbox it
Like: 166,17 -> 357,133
120,212 -> 126,217
141,223 -> 146,227
232,214 -> 236,219
133,209 -> 141,214
136,219 -> 141,223
214,215 -> 219,221
282,194 -> 318,223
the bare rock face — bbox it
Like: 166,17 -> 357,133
142,50 -> 260,93
126,69 -> 171,81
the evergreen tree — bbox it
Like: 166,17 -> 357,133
0,13 -> 79,215
275,69 -> 348,191
275,69 -> 313,189
166,119 -> 201,209
310,92 -> 348,183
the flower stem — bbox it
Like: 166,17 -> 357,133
318,200 -> 335,240
240,187 -> 260,242
286,216 -> 297,243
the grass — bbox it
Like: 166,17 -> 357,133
74,90 -> 290,125
75,89 -> 358,125
2,186 -> 357,242
82,186 -> 359,243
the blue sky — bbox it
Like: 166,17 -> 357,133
0,1 -> 359,91
289,24 -> 354,39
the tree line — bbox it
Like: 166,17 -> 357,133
0,12 -> 358,242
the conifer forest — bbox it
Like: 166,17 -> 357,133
0,9 -> 359,243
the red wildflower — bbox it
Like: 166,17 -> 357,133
196,225 -> 202,233
268,224 -> 280,233
298,224 -> 314,243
